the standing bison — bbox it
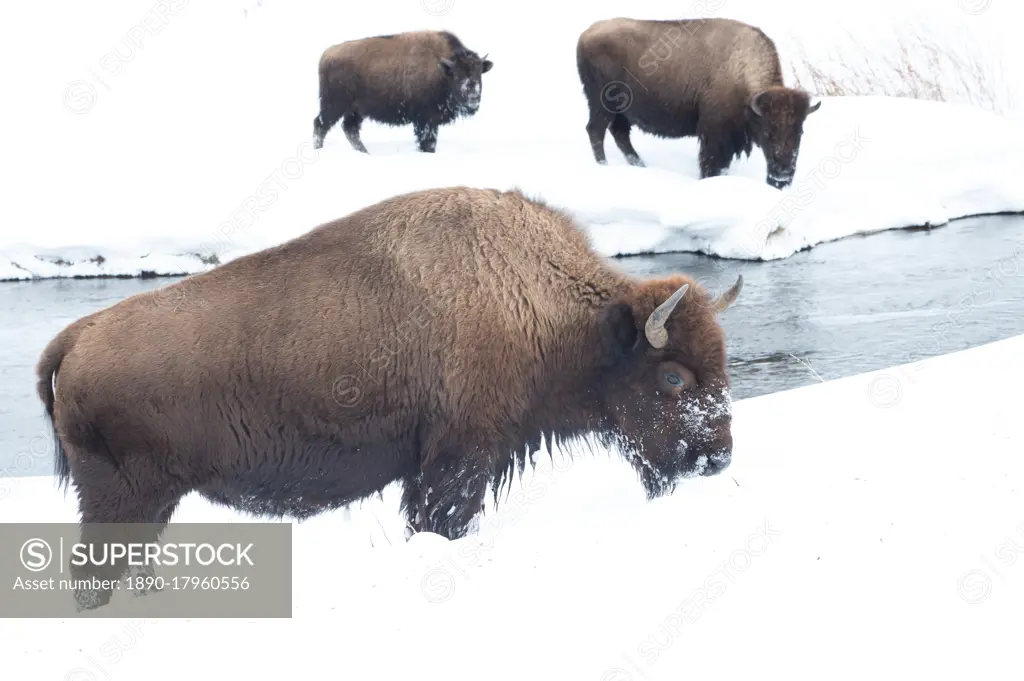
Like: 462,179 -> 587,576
577,17 -> 820,188
312,30 -> 493,154
37,186 -> 741,611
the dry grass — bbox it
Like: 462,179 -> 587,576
786,22 -> 1012,116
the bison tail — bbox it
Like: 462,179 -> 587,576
36,322 -> 84,492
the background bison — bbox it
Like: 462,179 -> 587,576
577,17 -> 820,188
37,186 -> 741,610
313,30 -> 493,154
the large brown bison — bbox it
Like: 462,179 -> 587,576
577,17 -> 820,188
37,186 -> 741,611
312,30 -> 493,154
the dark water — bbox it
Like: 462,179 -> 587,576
2,215 -> 1023,477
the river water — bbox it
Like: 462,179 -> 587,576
2,215 -> 1023,477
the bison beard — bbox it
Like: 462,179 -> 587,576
35,186 -> 740,611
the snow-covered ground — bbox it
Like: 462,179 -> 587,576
2,333 -> 1021,678
4,0 -> 1024,279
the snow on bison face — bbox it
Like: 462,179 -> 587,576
748,88 -> 821,189
439,51 -> 493,115
599,275 -> 742,499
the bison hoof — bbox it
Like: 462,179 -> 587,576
74,584 -> 112,613
127,564 -> 162,597
626,156 -> 645,168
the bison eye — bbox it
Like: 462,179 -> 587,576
658,361 -> 696,393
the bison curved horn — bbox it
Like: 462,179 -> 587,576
808,99 -> 822,114
712,275 -> 744,313
749,92 -> 765,117
644,283 -> 689,349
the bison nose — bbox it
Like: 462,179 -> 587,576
703,431 -> 733,475
703,448 -> 732,475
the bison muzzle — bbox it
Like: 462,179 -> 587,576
36,186 -> 741,611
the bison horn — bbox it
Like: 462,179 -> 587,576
644,283 -> 689,349
712,275 -> 744,313
749,92 -> 765,117
808,99 -> 822,114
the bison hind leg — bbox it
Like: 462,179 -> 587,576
609,115 -> 645,167
313,114 -> 326,149
124,499 -> 181,598
585,107 -> 613,164
67,448 -> 187,612
313,99 -> 345,150
341,113 -> 368,154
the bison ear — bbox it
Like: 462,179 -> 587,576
482,59 -> 493,73
598,302 -> 639,363
807,99 -> 822,114
439,58 -> 455,76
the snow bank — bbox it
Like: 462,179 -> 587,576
2,334 -> 1023,679
4,0 -> 1024,280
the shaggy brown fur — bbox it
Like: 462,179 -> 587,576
37,186 -> 741,611
577,17 -> 821,188
313,30 -> 493,154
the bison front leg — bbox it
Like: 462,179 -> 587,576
696,123 -> 733,180
401,453 -> 490,540
414,122 -> 438,153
